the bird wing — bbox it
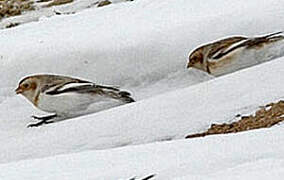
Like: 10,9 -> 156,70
45,82 -> 135,103
261,31 -> 283,39
210,32 -> 284,60
39,74 -> 92,93
37,74 -> 134,102
44,82 -> 119,95
208,36 -> 248,60
245,31 -> 284,49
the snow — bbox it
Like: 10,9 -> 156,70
0,0 -> 284,179
1,57 -> 283,165
0,0 -> 132,29
1,125 -> 284,180
1,0 -> 284,89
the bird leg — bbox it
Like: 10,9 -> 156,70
27,114 -> 57,128
31,114 -> 57,121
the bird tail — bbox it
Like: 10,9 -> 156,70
118,91 -> 135,103
97,85 -> 135,103
244,31 -> 284,49
263,31 -> 283,38
262,31 -> 284,41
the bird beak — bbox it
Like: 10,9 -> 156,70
15,87 -> 23,94
187,62 -> 193,68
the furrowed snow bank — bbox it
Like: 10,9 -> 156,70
0,0 -> 284,178
0,58 -> 283,164
1,0 -> 284,90
0,121 -> 283,180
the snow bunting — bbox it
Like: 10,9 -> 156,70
15,74 -> 135,127
187,31 -> 284,76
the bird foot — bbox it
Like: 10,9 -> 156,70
27,120 -> 54,128
31,114 -> 57,121
28,114 -> 57,128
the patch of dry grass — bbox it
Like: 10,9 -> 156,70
0,0 -> 75,20
0,0 -> 34,19
186,100 -> 284,139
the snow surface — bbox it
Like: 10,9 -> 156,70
1,125 -> 284,180
1,0 -> 284,89
0,0 -> 284,179
0,0 -> 132,29
0,57 -> 283,165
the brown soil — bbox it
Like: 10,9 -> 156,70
0,0 -> 34,19
186,100 -> 284,139
0,0 -> 76,19
0,0 -> 135,23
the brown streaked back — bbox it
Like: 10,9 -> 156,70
207,36 -> 247,59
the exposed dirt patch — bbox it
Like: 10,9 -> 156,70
0,0 -> 75,19
0,0 -> 35,19
0,0 -> 136,29
186,100 -> 284,139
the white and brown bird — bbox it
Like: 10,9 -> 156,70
187,31 -> 284,76
15,74 -> 135,127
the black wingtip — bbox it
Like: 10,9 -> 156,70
123,96 -> 136,103
141,174 -> 156,180
119,91 -> 135,103
263,31 -> 283,38
119,91 -> 131,97
128,174 -> 156,180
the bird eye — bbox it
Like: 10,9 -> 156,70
191,57 -> 197,63
23,83 -> 29,88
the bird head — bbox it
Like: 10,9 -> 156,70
187,48 -> 205,71
15,77 -> 39,103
